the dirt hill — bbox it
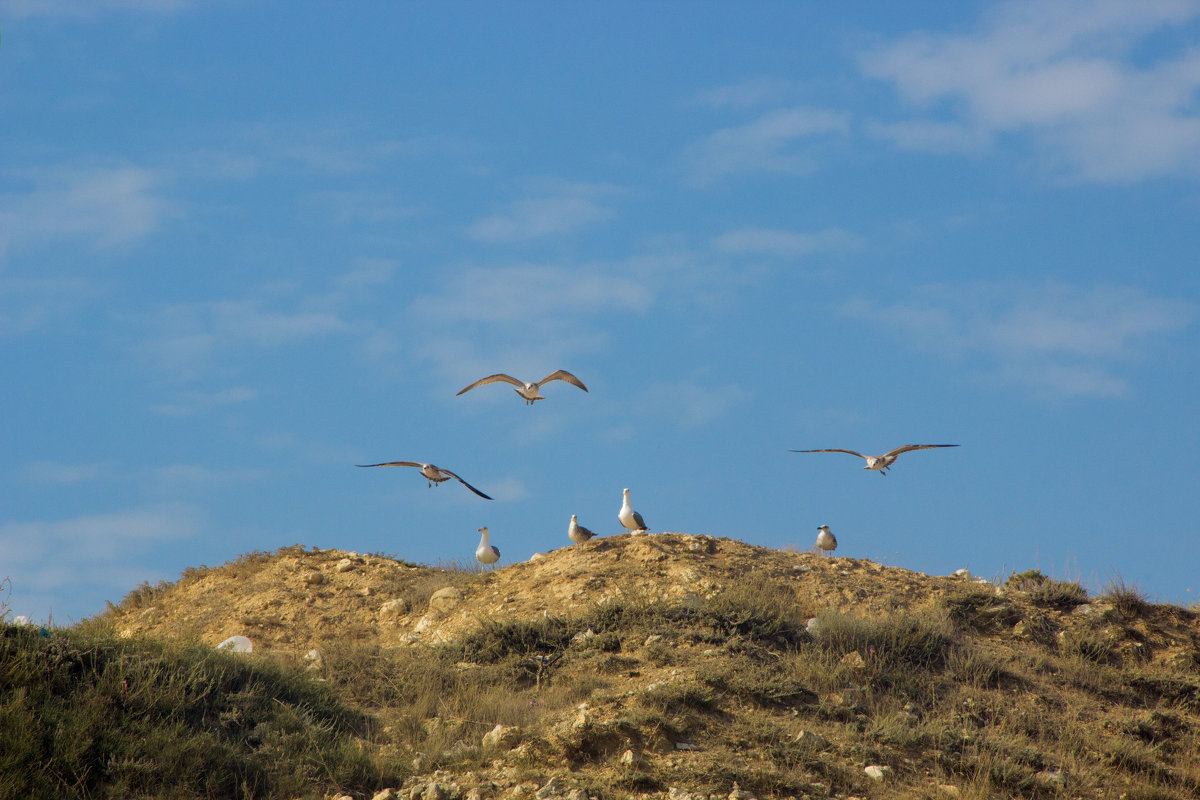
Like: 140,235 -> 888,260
97,532 -> 1200,800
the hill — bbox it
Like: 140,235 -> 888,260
6,533 -> 1200,799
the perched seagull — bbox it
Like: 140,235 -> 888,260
476,526 -> 500,569
814,525 -> 837,556
789,444 -> 959,475
456,369 -> 588,405
356,461 -> 493,499
568,514 -> 596,545
618,488 -> 648,534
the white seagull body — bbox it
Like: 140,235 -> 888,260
356,461 -> 493,499
618,488 -> 648,534
568,514 -> 595,545
790,444 -> 959,475
456,369 -> 588,405
476,526 -> 500,568
814,525 -> 837,555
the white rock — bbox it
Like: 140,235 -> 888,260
304,571 -> 325,586
482,723 -> 521,749
535,776 -> 566,799
216,635 -> 253,653
863,765 -> 893,781
951,568 -> 972,580
429,587 -> 463,614
570,628 -> 595,644
304,649 -> 324,670
794,729 -> 829,748
618,749 -> 635,765
806,617 -> 821,634
529,552 -> 547,561
379,598 -> 411,618
674,741 -> 700,751
12,615 -> 32,626
335,558 -> 356,573
372,790 -> 398,800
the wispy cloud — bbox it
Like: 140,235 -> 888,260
467,180 -> 621,242
20,460 -> 111,485
687,78 -> 797,109
860,0 -> 1200,181
843,282 -> 1198,397
713,227 -> 865,258
139,298 -> 349,381
637,380 -> 753,427
0,165 -> 169,253
682,107 -> 850,185
0,275 -> 100,337
149,386 -> 259,416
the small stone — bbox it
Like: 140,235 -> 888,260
422,782 -> 448,800
429,587 -> 463,614
644,634 -> 664,646
674,741 -> 701,751
360,586 -> 374,596
806,617 -> 821,634
618,749 -> 635,765
570,628 -> 595,644
372,790 -> 399,800
863,765 -> 893,781
380,598 -> 411,618
840,651 -> 866,669
216,635 -> 253,653
535,776 -> 566,799
530,552 -> 547,561
304,649 -> 324,670
482,723 -> 521,749
951,568 -> 972,580
335,558 -> 356,573
304,571 -> 325,586
727,782 -> 756,800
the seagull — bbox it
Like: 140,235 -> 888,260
356,461 -> 493,499
568,514 -> 596,545
618,488 -> 648,534
456,370 -> 588,405
814,525 -> 837,555
476,526 -> 500,569
789,444 -> 959,475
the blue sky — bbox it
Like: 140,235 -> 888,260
3,1 -> 1199,624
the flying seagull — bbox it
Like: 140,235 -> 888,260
618,488 -> 648,534
356,461 -> 493,499
814,525 -> 837,555
456,370 -> 588,405
568,514 -> 596,545
789,444 -> 959,475
476,526 -> 500,569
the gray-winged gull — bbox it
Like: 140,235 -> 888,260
456,369 -> 588,405
789,444 -> 958,475
568,514 -> 596,545
476,526 -> 500,569
814,525 -> 837,555
618,488 -> 648,534
356,461 -> 493,499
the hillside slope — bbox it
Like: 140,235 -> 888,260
82,534 -> 1200,798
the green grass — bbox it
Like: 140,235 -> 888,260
0,624 -> 395,799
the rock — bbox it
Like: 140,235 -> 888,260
360,586 -> 374,597
335,558 -> 356,573
422,782 -> 448,800
535,776 -> 567,798
806,617 -> 821,634
674,741 -> 701,751
618,749 -> 635,765
951,568 -> 972,580
482,723 -> 521,749
530,552 -> 547,561
727,782 -> 756,799
840,651 -> 866,669
216,635 -> 253,653
304,649 -> 324,670
863,765 -> 893,781
794,729 -> 829,749
644,634 -> 664,646
372,790 -> 398,800
429,587 -> 463,614
380,598 -> 411,618
304,571 -> 325,586
570,628 -> 595,644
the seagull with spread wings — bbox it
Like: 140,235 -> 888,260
790,444 -> 959,475
356,461 -> 493,499
456,369 -> 588,405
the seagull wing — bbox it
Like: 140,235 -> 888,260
789,448 -> 867,460
438,467 -> 494,500
356,461 -> 424,468
456,374 -> 525,396
882,444 -> 960,458
632,511 -> 646,530
578,525 -> 595,540
537,369 -> 588,392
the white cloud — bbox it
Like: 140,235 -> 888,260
688,78 -> 796,109
860,0 -> 1200,181
149,386 -> 259,416
0,274 -> 99,337
0,165 -> 168,252
637,380 -> 753,427
713,227 -> 865,258
20,460 -> 111,485
467,181 -> 620,242
683,107 -> 850,185
843,282 -> 1197,397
